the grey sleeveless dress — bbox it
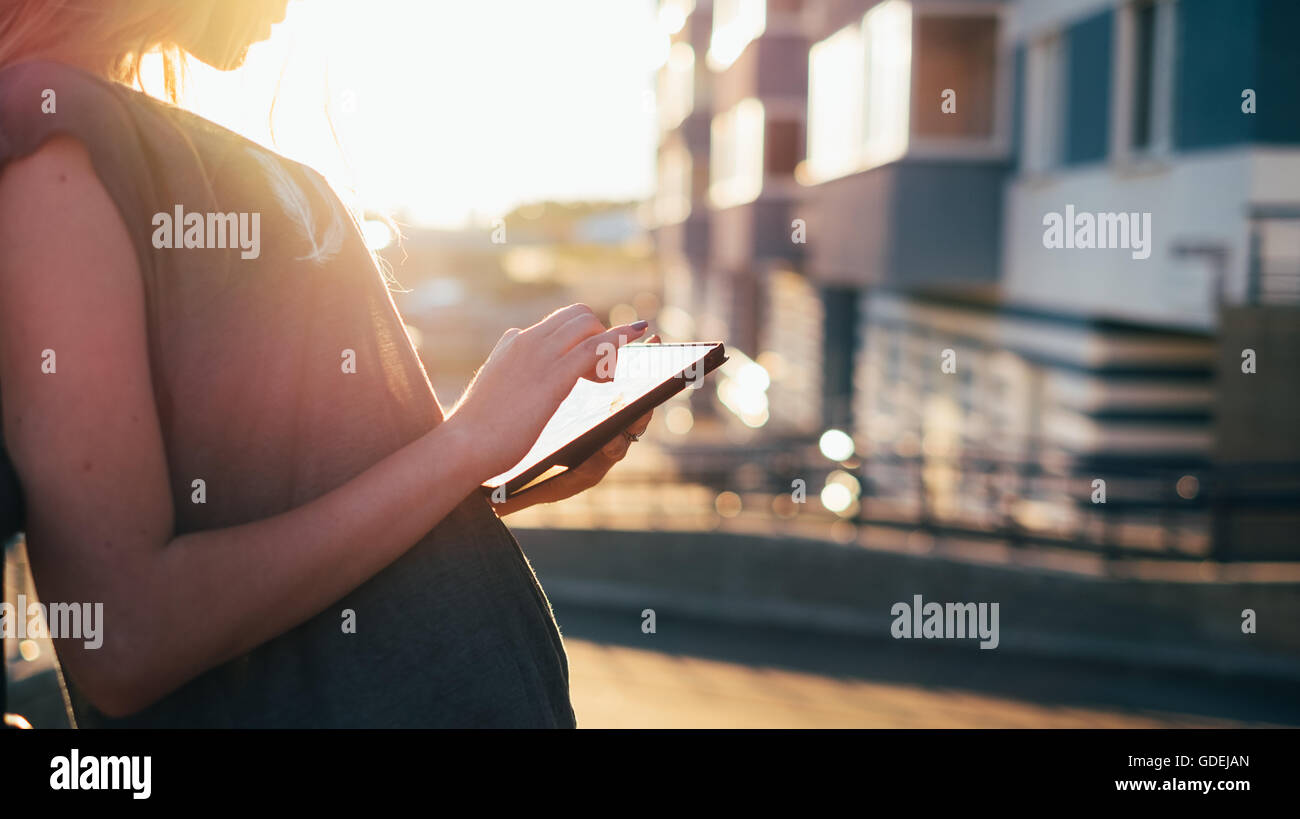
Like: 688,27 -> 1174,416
0,61 -> 575,727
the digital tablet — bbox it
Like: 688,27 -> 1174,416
482,341 -> 727,499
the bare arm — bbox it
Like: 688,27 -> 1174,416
0,137 -> 644,717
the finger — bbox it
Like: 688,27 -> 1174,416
490,327 -> 523,355
601,433 -> 630,460
572,460 -> 612,494
627,410 -> 652,436
549,310 -> 607,355
553,453 -> 613,497
531,303 -> 596,335
565,321 -> 648,382
647,333 -> 661,343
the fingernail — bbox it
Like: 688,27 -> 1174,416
630,320 -> 649,331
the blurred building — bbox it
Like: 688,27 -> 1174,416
655,0 -> 714,328
654,0 -> 817,433
653,0 -> 1300,559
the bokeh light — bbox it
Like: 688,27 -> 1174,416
820,483 -> 853,514
665,405 -> 694,435
819,429 -> 855,462
715,491 -> 743,518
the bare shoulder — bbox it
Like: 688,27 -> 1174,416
0,134 -> 140,319
2,133 -> 132,279
0,132 -> 100,206
0,133 -> 156,468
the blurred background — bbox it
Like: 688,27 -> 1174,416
7,0 -> 1300,727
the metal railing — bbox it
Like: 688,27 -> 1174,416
588,440 -> 1300,562
1247,208 -> 1300,307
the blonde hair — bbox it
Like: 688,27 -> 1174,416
0,0 -> 371,273
0,0 -> 218,100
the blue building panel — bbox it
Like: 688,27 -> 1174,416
1255,0 -> 1300,144
1174,0 -> 1258,149
1063,9 -> 1112,165
888,162 -> 1008,285
1174,0 -> 1300,150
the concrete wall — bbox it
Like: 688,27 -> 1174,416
517,526 -> 1300,680
1002,148 -> 1300,329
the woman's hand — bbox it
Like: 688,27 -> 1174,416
493,332 -> 661,516
492,409 -> 653,516
445,304 -> 648,480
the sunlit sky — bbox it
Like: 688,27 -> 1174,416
165,0 -> 663,228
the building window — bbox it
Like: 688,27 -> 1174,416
656,143 -> 693,225
1023,32 -> 1063,173
1121,0 -> 1175,156
708,0 -> 766,70
861,0 -> 913,168
658,42 -> 696,131
710,98 -> 765,208
803,1 -> 912,183
807,24 -> 864,183
911,14 -> 999,139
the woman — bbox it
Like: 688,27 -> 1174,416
0,0 -> 651,727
